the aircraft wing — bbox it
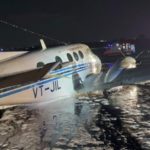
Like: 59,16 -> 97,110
112,66 -> 150,85
0,62 -> 59,89
83,65 -> 150,92
103,66 -> 150,89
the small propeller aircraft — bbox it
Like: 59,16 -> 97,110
0,40 -> 150,106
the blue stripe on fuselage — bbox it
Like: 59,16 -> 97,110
50,63 -> 88,74
0,64 -> 89,98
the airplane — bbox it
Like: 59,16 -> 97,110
0,40 -> 150,106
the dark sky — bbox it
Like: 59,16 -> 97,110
0,0 -> 150,48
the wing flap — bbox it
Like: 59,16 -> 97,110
0,62 -> 58,89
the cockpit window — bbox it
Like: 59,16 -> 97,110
73,52 -> 79,61
37,62 -> 44,68
55,56 -> 62,63
78,51 -> 84,58
67,53 -> 73,62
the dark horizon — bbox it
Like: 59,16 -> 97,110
0,0 -> 150,48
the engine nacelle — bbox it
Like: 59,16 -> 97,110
120,56 -> 136,69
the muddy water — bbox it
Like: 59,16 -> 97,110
0,86 -> 149,150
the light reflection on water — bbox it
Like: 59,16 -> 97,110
110,86 -> 139,113
1,87 -> 149,149
109,85 -> 150,150
37,97 -> 100,148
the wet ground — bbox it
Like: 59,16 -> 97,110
0,85 -> 149,150
109,86 -> 150,150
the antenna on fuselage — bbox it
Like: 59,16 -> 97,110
40,39 -> 47,51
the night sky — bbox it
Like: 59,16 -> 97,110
0,0 -> 150,48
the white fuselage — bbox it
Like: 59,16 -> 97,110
0,44 -> 101,106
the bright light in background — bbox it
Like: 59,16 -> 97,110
116,43 -> 119,47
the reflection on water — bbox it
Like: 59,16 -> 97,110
110,86 -> 140,114
38,97 -> 102,149
0,96 -> 104,150
0,86 -> 150,149
109,85 -> 150,150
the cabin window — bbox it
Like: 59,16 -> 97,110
67,53 -> 73,62
37,62 -> 44,68
73,52 -> 79,61
55,56 -> 62,63
78,51 -> 84,58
